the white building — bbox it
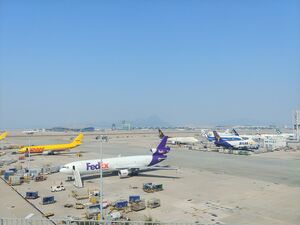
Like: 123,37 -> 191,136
294,111 -> 300,141
262,135 -> 287,151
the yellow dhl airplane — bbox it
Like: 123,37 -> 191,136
18,133 -> 84,155
0,132 -> 7,141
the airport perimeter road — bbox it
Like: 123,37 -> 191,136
168,150 -> 300,187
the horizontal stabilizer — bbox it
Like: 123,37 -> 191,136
134,166 -> 178,172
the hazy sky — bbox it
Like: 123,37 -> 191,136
0,0 -> 300,129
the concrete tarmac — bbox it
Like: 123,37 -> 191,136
0,132 -> 299,224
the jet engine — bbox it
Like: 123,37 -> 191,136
118,169 -> 129,178
42,151 -> 54,155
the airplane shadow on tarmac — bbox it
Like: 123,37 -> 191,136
135,174 -> 181,179
82,172 -> 181,181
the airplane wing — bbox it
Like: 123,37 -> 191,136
115,165 -> 178,172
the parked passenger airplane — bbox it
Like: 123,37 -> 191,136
0,132 -> 7,141
18,133 -> 84,155
23,130 -> 40,135
213,131 -> 259,150
158,129 -> 198,145
60,136 -> 173,179
271,128 -> 294,139
202,129 -> 241,142
251,128 -> 294,140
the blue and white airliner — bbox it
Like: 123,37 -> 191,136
212,131 -> 259,150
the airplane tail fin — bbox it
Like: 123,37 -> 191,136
158,129 -> 165,139
148,136 -> 170,166
0,131 -> 7,140
213,131 -> 222,142
200,129 -> 208,138
276,128 -> 281,134
256,129 -> 261,135
151,136 -> 170,155
72,133 -> 84,145
232,129 -> 239,136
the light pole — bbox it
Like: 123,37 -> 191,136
27,134 -> 31,176
99,135 -> 104,221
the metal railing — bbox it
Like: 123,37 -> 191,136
0,218 -> 211,225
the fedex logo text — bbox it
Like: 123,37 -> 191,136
86,162 -> 109,171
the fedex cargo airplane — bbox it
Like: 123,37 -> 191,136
18,133 -> 84,155
60,136 -> 173,178
0,132 -> 7,141
158,129 -> 198,145
213,131 -> 259,150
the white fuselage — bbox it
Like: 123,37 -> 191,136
168,137 -> 198,145
259,133 -> 294,139
226,139 -> 259,149
60,155 -> 153,175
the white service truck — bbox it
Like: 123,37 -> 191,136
51,185 -> 65,192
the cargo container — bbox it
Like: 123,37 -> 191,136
108,211 -> 122,220
29,169 -> 42,177
114,200 -> 128,209
143,183 -> 163,192
86,204 -> 100,219
16,169 -> 25,177
4,170 -> 14,180
129,195 -> 140,203
42,196 -> 55,205
8,168 -> 17,173
85,208 -> 100,219
26,191 -> 39,199
0,169 -> 5,175
9,175 -> 21,185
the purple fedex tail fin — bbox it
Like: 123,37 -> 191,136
148,136 -> 170,166
150,136 -> 170,155
155,136 -> 170,155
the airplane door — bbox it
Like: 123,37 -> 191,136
72,165 -> 75,170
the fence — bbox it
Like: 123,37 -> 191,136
0,218 -> 210,225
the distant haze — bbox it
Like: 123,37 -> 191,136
0,1 -> 300,129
